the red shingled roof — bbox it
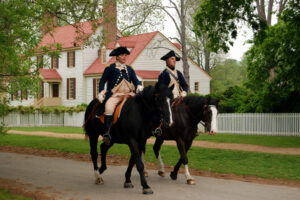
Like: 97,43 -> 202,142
173,42 -> 181,50
39,19 -> 103,50
135,70 -> 160,79
39,69 -> 62,80
84,31 -> 159,75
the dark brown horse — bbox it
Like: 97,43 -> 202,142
84,84 -> 173,194
143,96 -> 218,184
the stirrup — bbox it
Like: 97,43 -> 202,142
102,133 -> 111,145
152,127 -> 162,137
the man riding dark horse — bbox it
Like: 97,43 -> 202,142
97,46 -> 144,145
158,50 -> 188,99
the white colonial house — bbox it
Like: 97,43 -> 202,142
9,19 -> 211,107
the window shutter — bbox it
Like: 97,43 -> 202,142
56,56 -> 59,69
67,78 -> 69,99
73,78 -> 76,99
93,79 -> 96,99
40,82 -> 44,98
67,52 -> 69,67
73,51 -> 75,67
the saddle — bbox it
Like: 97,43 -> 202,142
99,97 -> 128,125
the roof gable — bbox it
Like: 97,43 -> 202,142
39,19 -> 103,50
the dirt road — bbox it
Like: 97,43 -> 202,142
1,152 -> 300,200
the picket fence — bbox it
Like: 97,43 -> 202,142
2,112 -> 300,136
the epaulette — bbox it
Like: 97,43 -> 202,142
127,65 -> 134,69
106,64 -> 111,68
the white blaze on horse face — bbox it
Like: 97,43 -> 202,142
210,105 -> 218,133
167,98 -> 173,126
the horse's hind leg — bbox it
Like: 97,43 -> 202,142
141,146 -> 148,177
124,155 -> 135,188
153,138 -> 165,177
89,135 -> 103,184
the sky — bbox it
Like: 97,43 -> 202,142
160,7 -> 253,61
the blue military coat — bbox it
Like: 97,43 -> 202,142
98,63 -> 141,101
158,66 -> 188,93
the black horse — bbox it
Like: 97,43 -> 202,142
143,96 -> 218,184
84,84 -> 173,194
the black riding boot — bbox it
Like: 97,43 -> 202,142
103,115 -> 113,145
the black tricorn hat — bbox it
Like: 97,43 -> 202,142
109,46 -> 130,56
160,50 -> 180,61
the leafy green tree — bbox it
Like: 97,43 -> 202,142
0,0 -> 102,134
210,59 -> 247,94
193,0 -> 288,53
245,0 -> 300,112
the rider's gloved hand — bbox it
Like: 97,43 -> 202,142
181,91 -> 187,97
136,85 -> 144,93
97,90 -> 106,103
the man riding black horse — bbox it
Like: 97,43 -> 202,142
97,46 -> 144,145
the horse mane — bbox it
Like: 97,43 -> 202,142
122,86 -> 155,114
172,96 -> 208,126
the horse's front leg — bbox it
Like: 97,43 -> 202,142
170,138 -> 195,185
153,138 -> 165,177
129,139 -> 153,194
89,134 -> 103,184
99,142 -> 113,174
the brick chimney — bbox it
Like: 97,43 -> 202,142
102,0 -> 117,47
42,13 -> 58,35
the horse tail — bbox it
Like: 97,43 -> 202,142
83,98 -> 100,137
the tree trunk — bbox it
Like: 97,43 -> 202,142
180,0 -> 190,91
204,47 -> 211,73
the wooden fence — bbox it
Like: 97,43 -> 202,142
2,112 -> 300,136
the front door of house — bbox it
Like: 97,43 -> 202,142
52,83 -> 59,97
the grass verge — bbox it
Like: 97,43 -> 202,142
1,134 -> 300,181
9,127 -> 300,148
9,126 -> 84,134
0,189 -> 31,200
195,133 -> 300,148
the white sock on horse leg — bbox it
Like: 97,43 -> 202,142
94,170 -> 101,179
184,165 -> 193,180
158,153 -> 165,172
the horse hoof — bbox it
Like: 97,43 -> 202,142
143,188 -> 153,195
124,182 -> 134,188
95,177 -> 104,185
144,171 -> 149,177
187,179 -> 196,185
158,171 -> 165,177
170,172 -> 177,180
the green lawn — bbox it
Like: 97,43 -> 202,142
196,133 -> 300,148
9,126 -> 84,134
1,134 -> 300,181
9,127 -> 300,148
0,189 -> 31,200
